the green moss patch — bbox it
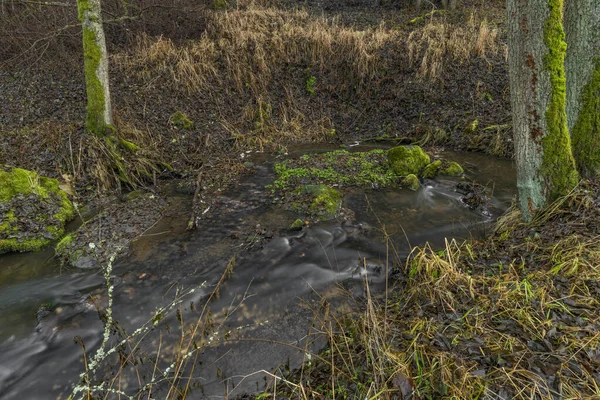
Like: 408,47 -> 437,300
387,145 -> 430,176
440,161 -> 464,176
0,166 -> 74,253
272,149 -> 398,191
171,111 -> 194,130
423,160 -> 464,179
422,160 -> 442,179
289,185 -> 342,220
402,174 -> 420,191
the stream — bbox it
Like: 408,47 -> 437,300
0,148 -> 515,399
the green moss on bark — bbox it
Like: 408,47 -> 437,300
541,0 -> 579,199
81,27 -> 109,136
572,60 -> 600,176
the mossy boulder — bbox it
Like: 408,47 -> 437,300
402,174 -> 420,191
440,161 -> 464,176
0,166 -> 74,253
422,160 -> 464,179
289,218 -> 305,230
422,160 -> 442,179
289,185 -> 342,220
387,146 -> 430,176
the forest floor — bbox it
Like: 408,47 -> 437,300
2,0 -> 599,398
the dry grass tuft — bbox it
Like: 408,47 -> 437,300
408,13 -> 499,80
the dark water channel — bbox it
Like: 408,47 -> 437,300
0,147 -> 515,399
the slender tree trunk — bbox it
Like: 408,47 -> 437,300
565,0 -> 600,175
77,0 -> 113,136
507,0 -> 578,221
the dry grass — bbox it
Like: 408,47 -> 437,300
267,183 -> 600,399
118,7 -> 395,94
408,13 -> 499,80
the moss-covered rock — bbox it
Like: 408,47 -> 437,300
0,166 -> 74,253
440,161 -> 464,176
402,174 -> 420,191
422,160 -> 442,179
289,185 -> 342,220
387,146 -> 430,176
55,190 -> 166,268
289,218 -> 305,230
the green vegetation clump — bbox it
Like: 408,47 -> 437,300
292,185 -> 342,220
387,145 -> 430,176
402,174 -> 420,191
422,160 -> 442,179
0,166 -> 74,253
171,111 -> 194,130
306,75 -> 317,96
272,149 -> 397,190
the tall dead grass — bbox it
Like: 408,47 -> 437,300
118,7 -> 395,95
408,13 -> 499,80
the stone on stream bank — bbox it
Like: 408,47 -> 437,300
55,190 -> 166,268
271,146 -> 464,220
0,166 -> 74,253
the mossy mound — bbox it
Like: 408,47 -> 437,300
440,161 -> 464,176
288,185 -> 342,220
422,160 -> 442,179
0,166 -> 74,253
423,160 -> 465,179
402,174 -> 420,191
387,145 -> 430,176
272,149 -> 398,191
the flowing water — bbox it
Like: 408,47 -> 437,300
0,147 -> 515,399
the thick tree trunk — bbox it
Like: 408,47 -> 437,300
507,0 -> 578,221
77,0 -> 113,136
565,0 -> 600,175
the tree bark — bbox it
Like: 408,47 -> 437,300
507,0 -> 578,221
565,0 -> 600,175
77,0 -> 113,136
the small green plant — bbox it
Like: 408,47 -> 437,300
171,111 -> 194,130
305,75 -> 317,96
213,0 -> 228,9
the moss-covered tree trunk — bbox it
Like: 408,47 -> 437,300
565,0 -> 600,176
507,0 -> 578,221
77,0 -> 113,136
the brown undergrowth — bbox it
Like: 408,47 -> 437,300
263,181 -> 600,399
